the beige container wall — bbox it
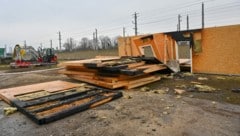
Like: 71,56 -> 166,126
192,24 -> 240,75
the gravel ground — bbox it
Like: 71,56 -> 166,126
0,69 -> 240,136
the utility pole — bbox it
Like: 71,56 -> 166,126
93,32 -> 95,42
187,14 -> 189,31
202,2 -> 205,29
123,27 -> 126,37
178,14 -> 182,31
58,31 -> 62,51
133,12 -> 139,36
9,46 -> 12,54
50,40 -> 53,48
70,38 -> 73,51
40,43 -> 43,50
93,32 -> 95,50
24,40 -> 27,48
4,44 -> 7,57
95,29 -> 98,49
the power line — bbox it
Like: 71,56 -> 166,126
37,1 -> 240,43
139,2 -> 239,29
50,40 -> 52,48
139,3 -> 239,27
140,0 -> 214,19
139,1 -> 239,25
54,2 -> 240,42
139,16 -> 176,26
12,0 -> 240,48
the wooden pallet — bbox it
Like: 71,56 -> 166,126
0,80 -> 122,124
0,80 -> 81,104
60,57 -> 167,89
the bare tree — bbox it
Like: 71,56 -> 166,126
112,36 -> 121,48
88,39 -> 94,50
63,37 -> 76,51
99,36 -> 112,49
80,37 -> 89,49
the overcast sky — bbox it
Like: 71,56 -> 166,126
0,0 -> 239,50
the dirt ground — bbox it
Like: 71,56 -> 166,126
0,68 -> 240,136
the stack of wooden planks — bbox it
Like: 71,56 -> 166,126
59,56 -> 167,89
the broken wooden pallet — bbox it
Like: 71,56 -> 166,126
0,80 -> 81,104
60,56 -> 167,89
0,81 -> 122,124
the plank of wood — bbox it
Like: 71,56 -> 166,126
59,57 -> 121,67
120,69 -> 144,76
135,64 -> 163,69
84,59 -> 141,68
143,65 -> 167,73
125,75 -> 161,89
117,75 -> 140,82
65,65 -> 87,70
94,76 -> 119,83
69,75 -> 128,89
65,66 -> 97,72
0,80 -> 82,104
58,69 -> 96,77
127,61 -> 146,69
16,90 -> 50,101
95,56 -> 121,59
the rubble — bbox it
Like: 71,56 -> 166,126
175,84 -> 187,88
124,95 -> 132,99
183,72 -> 193,76
164,106 -> 170,110
190,81 -> 203,85
167,104 -> 174,107
140,87 -> 151,92
212,101 -> 216,104
175,95 -> 182,99
194,84 -> 216,92
162,111 -> 169,115
198,77 -> 208,81
174,89 -> 186,95
232,88 -> 240,93
153,87 -> 169,94
189,95 -> 194,98
153,89 -> 165,94
4,107 -> 17,115
216,76 -> 226,80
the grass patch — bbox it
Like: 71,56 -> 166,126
57,49 -> 118,60
0,64 -> 10,71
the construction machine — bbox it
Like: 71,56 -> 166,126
10,44 -> 57,68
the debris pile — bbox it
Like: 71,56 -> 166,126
59,56 -> 167,89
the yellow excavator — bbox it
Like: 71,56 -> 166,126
10,44 -> 57,68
